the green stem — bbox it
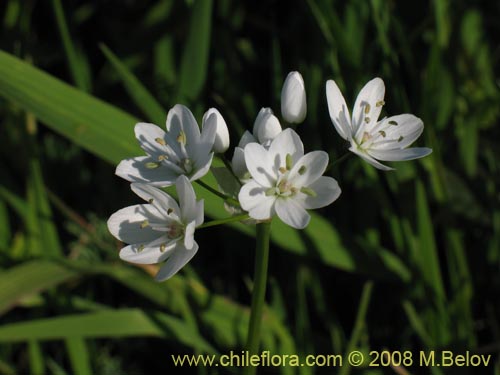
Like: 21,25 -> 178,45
197,214 -> 249,230
339,281 -> 374,375
221,154 -> 242,186
195,180 -> 240,206
243,221 -> 272,375
325,151 -> 351,172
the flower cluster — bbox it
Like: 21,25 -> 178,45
108,73 -> 431,280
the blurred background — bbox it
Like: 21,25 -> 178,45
0,0 -> 499,374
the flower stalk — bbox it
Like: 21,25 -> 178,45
244,221 -> 272,375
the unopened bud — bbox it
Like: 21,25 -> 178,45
281,71 -> 307,124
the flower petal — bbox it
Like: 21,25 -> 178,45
238,131 -> 257,148
134,123 -> 169,158
203,108 -> 229,153
119,235 -> 176,265
288,151 -> 329,187
349,145 -> 394,171
107,204 -> 166,244
116,156 -> 179,187
275,198 -> 310,229
281,71 -> 307,124
255,113 -> 282,145
368,147 -> 432,161
352,77 -> 385,138
244,143 -> 276,187
184,220 -> 196,250
268,128 -> 304,169
238,180 -> 276,220
326,80 -> 351,140
231,147 -> 248,180
193,112 -> 217,164
155,242 -> 199,281
176,175 -> 198,222
189,152 -> 214,181
252,107 -> 274,136
300,176 -> 341,209
195,200 -> 204,226
166,104 -> 201,145
370,114 -> 424,150
130,183 -> 180,218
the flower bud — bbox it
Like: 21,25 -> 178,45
281,71 -> 307,124
202,108 -> 230,153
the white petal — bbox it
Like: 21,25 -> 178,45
349,145 -> 394,171
184,220 -> 196,250
352,77 -> 385,137
119,236 -> 176,265
176,175 -> 198,222
193,112 -> 217,164
195,200 -> 204,226
155,242 -> 199,281
244,143 -> 276,187
115,156 -> 178,187
300,176 -> 341,209
130,183 -> 180,218
368,147 -> 432,161
281,71 -> 307,124
370,114 -> 424,150
189,152 -> 214,181
107,204 -> 165,244
268,128 -> 304,168
166,104 -> 201,144
275,198 -> 310,229
326,80 -> 351,140
231,147 -> 248,179
256,113 -> 282,145
288,151 -> 328,187
134,123 -> 169,158
203,108 -> 229,153
238,180 -> 276,220
252,107 -> 274,136
238,131 -> 257,148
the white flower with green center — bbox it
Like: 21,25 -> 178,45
326,77 -> 432,171
238,128 -> 341,229
116,104 -> 217,186
107,176 -> 204,281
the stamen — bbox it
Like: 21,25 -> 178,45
376,100 -> 385,107
364,117 -> 371,123
176,131 -> 187,145
388,120 -> 398,126
364,103 -> 371,114
285,154 -> 293,170
155,137 -> 166,146
140,220 -> 149,228
398,135 -> 404,142
379,130 -> 386,137
362,132 -> 372,143
145,162 -> 161,169
160,243 -> 167,252
148,198 -> 154,204
279,167 -> 287,174
180,158 -> 193,173
157,155 -> 168,161
300,187 -> 317,197
298,166 -> 307,175
138,244 -> 145,252
167,208 -> 173,215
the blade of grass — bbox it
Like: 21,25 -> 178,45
28,340 -> 44,375
100,44 -> 166,125
65,337 -> 92,375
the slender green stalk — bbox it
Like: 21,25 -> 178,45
243,221 -> 272,375
195,180 -> 240,206
339,281 -> 374,375
325,152 -> 351,172
197,214 -> 249,230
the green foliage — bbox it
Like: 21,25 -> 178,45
0,0 -> 499,374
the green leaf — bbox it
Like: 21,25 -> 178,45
0,260 -> 78,315
65,337 -> 92,375
0,309 -> 215,353
100,44 -> 166,125
178,0 -> 213,101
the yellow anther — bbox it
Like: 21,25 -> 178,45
176,131 -> 187,145
145,162 -> 161,169
376,100 -> 385,107
364,103 -> 371,114
364,117 -> 371,123
298,166 -> 307,175
140,220 -> 149,229
158,155 -> 168,161
379,130 -> 386,137
279,167 -> 287,174
300,187 -> 317,197
398,135 -> 404,142
160,243 -> 167,252
285,154 -> 293,170
388,120 -> 398,126
155,137 -> 166,146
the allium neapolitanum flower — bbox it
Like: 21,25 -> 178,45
238,128 -> 341,229
107,176 -> 204,281
116,104 -> 217,186
281,71 -> 307,124
231,107 -> 283,181
326,77 -> 432,171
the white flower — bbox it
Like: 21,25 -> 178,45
116,104 -> 216,186
326,77 -> 432,171
231,108 -> 282,181
281,71 -> 307,124
238,128 -> 341,229
202,108 -> 229,153
107,176 -> 204,281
